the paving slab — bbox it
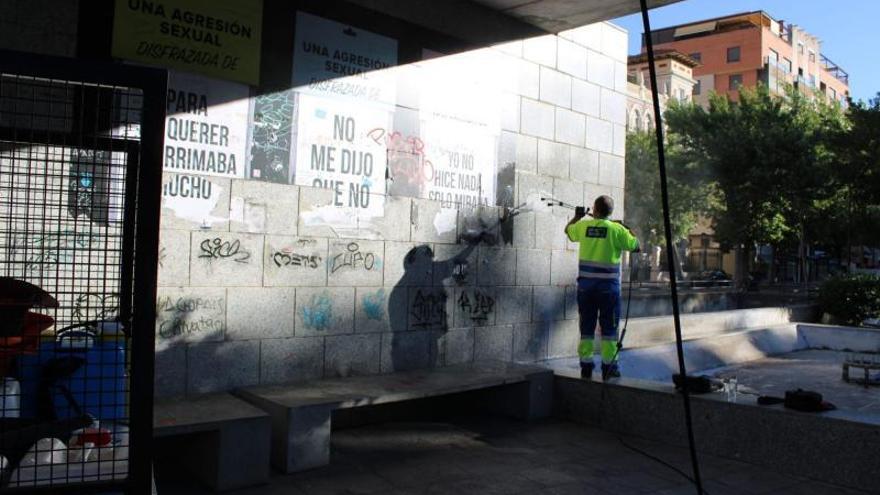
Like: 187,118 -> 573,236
704,349 -> 880,415
154,417 -> 856,495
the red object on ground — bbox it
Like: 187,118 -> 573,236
0,312 -> 54,375
70,427 -> 113,447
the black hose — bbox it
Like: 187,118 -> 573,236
638,1 -> 705,493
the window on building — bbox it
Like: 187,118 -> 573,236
798,42 -> 804,54
693,79 -> 702,95
782,57 -> 792,73
690,52 -> 702,63
768,48 -> 779,65
727,46 -> 741,63
729,74 -> 743,90
809,50 -> 816,63
678,88 -> 687,101
809,74 -> 816,87
632,110 -> 641,131
830,87 -> 837,100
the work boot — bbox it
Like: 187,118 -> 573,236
580,363 -> 595,380
601,363 -> 620,380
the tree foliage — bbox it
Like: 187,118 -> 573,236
829,93 -> 880,251
623,130 -> 715,248
663,85 -> 847,282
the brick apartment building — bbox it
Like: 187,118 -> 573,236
643,11 -> 850,107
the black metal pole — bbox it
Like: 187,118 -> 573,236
638,1 -> 705,493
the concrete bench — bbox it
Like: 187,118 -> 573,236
153,393 -> 271,491
235,361 -> 553,473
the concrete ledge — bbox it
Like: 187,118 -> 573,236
154,393 -> 271,491
619,324 -> 802,381
553,375 -> 878,492
623,305 -> 816,349
235,361 -> 553,473
797,323 -> 880,352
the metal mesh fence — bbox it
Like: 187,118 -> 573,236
0,73 -> 142,490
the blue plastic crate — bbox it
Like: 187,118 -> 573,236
15,337 -> 127,421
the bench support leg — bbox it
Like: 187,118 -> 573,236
275,405 -> 333,473
485,371 -> 553,420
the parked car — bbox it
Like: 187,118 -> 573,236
690,270 -> 732,287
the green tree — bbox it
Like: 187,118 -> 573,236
664,85 -> 845,287
624,129 -> 716,281
830,93 -> 880,267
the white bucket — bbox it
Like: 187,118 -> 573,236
0,377 -> 20,418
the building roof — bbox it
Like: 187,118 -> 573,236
647,10 -> 774,34
627,49 -> 701,68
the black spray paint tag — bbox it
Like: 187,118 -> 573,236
586,227 -> 608,238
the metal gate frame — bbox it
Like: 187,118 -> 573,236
0,49 -> 166,495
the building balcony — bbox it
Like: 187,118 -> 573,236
820,54 -> 849,85
759,58 -> 793,93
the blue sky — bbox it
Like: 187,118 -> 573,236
611,0 -> 878,102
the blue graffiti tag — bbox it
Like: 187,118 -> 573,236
362,289 -> 386,320
301,292 -> 333,330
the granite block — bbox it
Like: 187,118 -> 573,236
533,286 -> 566,322
520,98 -> 555,140
156,287 -> 226,350
190,232 -> 264,287
516,249 -> 551,286
325,334 -> 381,377
260,337 -> 324,385
496,286 -> 533,325
295,287 -> 355,337
229,180 -> 298,235
263,235 -> 328,287
187,340 -> 260,394
157,229 -> 190,287
226,287 -> 295,340
327,239 -> 384,286
355,287 -> 394,333
474,325 -> 514,362
477,247 -> 517,286
539,67 -> 572,108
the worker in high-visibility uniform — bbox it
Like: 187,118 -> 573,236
565,195 -> 639,379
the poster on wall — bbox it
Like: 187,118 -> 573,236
420,116 -> 497,208
414,49 -> 502,208
161,71 -> 247,224
163,70 -> 249,179
294,93 -> 388,219
292,11 -> 398,106
247,89 -> 296,184
112,0 -> 263,85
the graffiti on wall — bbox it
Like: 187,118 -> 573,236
300,291 -> 333,330
10,230 -> 98,274
362,289 -> 385,321
156,294 -> 225,339
457,289 -> 495,324
72,293 -> 120,323
368,128 -> 433,199
198,237 -> 251,263
329,242 -> 379,274
410,288 -> 447,329
248,90 -> 295,183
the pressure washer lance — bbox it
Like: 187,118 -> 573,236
545,196 -> 637,381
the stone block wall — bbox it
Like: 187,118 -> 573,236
154,22 -> 630,397
0,1 -> 629,397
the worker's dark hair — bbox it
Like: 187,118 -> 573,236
593,195 -> 614,218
